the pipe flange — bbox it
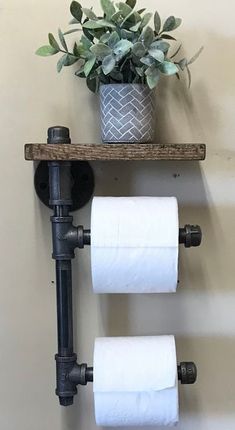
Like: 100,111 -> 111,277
34,161 -> 94,211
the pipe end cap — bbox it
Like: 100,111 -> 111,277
47,126 -> 71,144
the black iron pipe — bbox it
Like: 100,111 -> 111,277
77,225 -> 202,248
179,225 -> 202,247
69,362 -> 197,386
56,260 -> 73,357
48,127 -> 79,406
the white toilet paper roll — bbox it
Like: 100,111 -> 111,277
93,336 -> 179,427
91,197 -> 179,293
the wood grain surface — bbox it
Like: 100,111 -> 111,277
25,143 -> 206,161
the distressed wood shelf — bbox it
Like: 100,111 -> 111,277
25,143 -> 206,161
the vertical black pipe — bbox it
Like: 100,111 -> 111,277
56,260 -> 73,357
47,127 -> 78,406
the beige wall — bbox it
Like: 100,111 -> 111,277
1,0 -> 235,429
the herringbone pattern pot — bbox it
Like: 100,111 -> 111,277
99,84 -> 155,143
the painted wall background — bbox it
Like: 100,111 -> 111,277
0,0 -> 235,429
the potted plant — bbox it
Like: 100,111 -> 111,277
36,0 -> 203,143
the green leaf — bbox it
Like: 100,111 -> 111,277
110,70 -> 123,81
150,40 -> 170,53
140,55 -> 155,66
56,54 -> 78,71
63,28 -> 80,35
73,42 -> 79,57
70,1 -> 83,22
119,29 -> 134,41
73,42 -> 85,57
161,34 -> 177,40
132,42 -> 146,57
133,11 -> 142,23
100,0 -> 116,19
148,48 -> 164,62
93,28 -> 107,40
100,33 -> 111,43
100,73 -> 110,84
135,66 -> 144,76
58,28 -> 68,51
82,8 -> 97,20
140,13 -> 152,29
163,16 -> 182,32
64,54 -> 79,66
133,75 -> 141,83
120,9 -> 135,26
147,73 -> 160,89
82,25 -> 94,42
146,67 -> 160,89
145,64 -> 156,76
90,28 -> 105,40
188,46 -> 204,65
82,20 -> 102,29
84,55 -> 96,77
81,34 -> 93,49
75,65 -> 85,77
178,58 -> 187,70
141,26 -> 154,48
89,66 -> 102,79
108,31 -> 120,48
130,21 -> 142,31
173,18 -> 182,30
118,2 -> 132,17
126,0 -> 136,8
83,19 -> 115,29
111,11 -> 122,23
102,54 -> 116,74
36,45 -> 58,56
159,61 -> 178,75
163,16 -> 176,32
137,8 -> 146,14
90,43 -> 112,58
73,42 -> 90,58
87,76 -> 99,92
57,54 -> 67,72
48,33 -> 60,51
154,11 -> 161,33
121,9 -> 135,27
113,39 -> 133,56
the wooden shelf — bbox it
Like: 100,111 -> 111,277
25,143 -> 206,161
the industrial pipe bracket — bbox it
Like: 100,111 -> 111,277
38,126 -> 200,406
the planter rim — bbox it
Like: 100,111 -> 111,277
99,83 -> 150,89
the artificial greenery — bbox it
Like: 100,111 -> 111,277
36,0 -> 203,92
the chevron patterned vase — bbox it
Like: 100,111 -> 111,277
100,84 -> 155,143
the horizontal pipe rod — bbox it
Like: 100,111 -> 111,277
79,225 -> 202,248
70,361 -> 197,386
